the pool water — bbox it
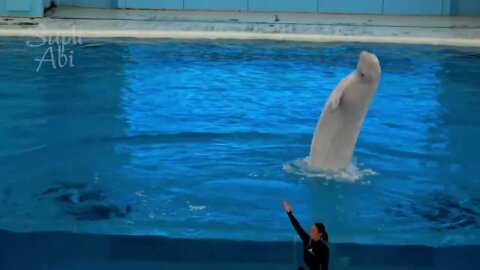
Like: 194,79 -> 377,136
0,38 -> 479,247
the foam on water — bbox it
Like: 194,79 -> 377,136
283,156 -> 376,183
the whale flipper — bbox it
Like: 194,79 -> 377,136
328,76 -> 351,111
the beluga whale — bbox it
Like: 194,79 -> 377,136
308,51 -> 381,171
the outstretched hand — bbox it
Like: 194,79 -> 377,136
283,200 -> 292,213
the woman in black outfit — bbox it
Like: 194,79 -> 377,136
283,200 -> 329,270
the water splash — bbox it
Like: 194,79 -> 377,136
283,157 -> 376,182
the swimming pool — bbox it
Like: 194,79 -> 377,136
0,38 -> 479,247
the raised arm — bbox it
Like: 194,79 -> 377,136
283,200 -> 309,243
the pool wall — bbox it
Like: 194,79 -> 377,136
60,0 -> 116,9
1,229 -> 479,270
0,0 -> 45,17
1,0 -> 480,17
2,7 -> 479,47
60,0 -> 478,16
451,0 -> 480,15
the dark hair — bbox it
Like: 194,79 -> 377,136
315,223 -> 328,242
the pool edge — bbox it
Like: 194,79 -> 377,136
1,229 -> 479,269
1,28 -> 480,47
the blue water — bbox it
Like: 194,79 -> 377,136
0,38 -> 479,247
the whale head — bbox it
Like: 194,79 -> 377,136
356,51 -> 381,83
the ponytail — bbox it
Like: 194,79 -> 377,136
321,231 -> 329,242
315,223 -> 328,243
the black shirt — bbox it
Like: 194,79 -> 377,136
288,211 -> 329,270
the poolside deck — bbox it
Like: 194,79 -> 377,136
0,6 -> 479,46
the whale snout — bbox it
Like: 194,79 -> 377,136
359,51 -> 378,62
360,50 -> 370,57
358,51 -> 381,77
